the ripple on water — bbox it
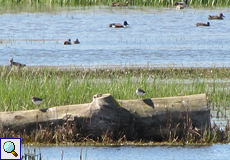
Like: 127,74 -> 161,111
1,7 -> 230,67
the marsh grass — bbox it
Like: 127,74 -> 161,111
1,66 -> 230,144
1,66 -> 230,113
0,0 -> 230,11
0,65 -> 227,150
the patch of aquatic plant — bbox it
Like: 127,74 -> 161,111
22,147 -> 84,160
1,66 -> 230,112
21,148 -> 42,160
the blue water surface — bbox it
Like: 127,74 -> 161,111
0,7 -> 230,67
22,144 -> 230,160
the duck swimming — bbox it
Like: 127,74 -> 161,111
109,21 -> 129,28
63,39 -> 71,45
208,13 -> 225,20
73,39 -> 80,44
196,22 -> 210,26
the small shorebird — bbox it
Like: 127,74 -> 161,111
208,13 -> 225,20
63,39 -> 71,45
136,88 -> 146,98
9,58 -> 26,67
109,21 -> 129,28
196,22 -> 210,26
31,96 -> 43,105
73,39 -> 80,44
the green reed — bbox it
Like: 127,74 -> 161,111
1,66 -> 230,113
0,0 -> 230,11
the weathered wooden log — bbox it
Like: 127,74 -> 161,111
118,93 -> 210,140
0,93 -> 210,141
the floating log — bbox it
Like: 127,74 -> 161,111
0,93 -> 210,141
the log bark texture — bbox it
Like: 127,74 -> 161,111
0,93 -> 210,140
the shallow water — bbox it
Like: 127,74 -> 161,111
22,144 -> 230,160
1,7 -> 230,67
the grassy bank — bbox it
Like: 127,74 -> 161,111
1,66 -> 230,113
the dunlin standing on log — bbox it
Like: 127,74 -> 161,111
9,58 -> 26,68
31,97 -> 43,105
136,88 -> 146,99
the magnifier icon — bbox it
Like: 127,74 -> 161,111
3,141 -> 18,157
